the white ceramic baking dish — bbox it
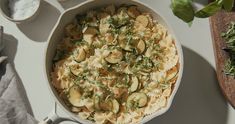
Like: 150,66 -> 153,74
43,0 -> 184,123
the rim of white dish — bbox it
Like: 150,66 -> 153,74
44,0 -> 184,123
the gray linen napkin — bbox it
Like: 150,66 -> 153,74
0,26 -> 38,124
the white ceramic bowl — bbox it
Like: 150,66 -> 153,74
0,0 -> 41,23
45,0 -> 184,123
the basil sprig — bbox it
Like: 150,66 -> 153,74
195,0 -> 223,18
171,0 -> 195,23
223,0 -> 234,11
171,0 -> 234,24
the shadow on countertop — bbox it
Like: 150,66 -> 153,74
148,46 -> 228,124
17,0 -> 60,42
58,0 -> 86,10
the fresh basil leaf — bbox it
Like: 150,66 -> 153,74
195,0 -> 223,18
223,0 -> 234,11
171,0 -> 195,23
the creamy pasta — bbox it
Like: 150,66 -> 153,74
51,5 -> 179,124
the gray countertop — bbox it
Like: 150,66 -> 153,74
0,0 -> 234,124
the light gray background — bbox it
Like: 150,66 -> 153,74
0,0 -> 234,124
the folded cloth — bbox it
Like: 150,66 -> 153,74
0,27 -> 38,124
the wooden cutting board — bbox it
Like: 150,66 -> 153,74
209,9 -> 235,108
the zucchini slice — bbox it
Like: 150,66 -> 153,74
84,98 -> 95,112
74,48 -> 86,62
166,66 -> 178,81
126,92 -> 148,109
130,76 -> 139,92
136,40 -> 145,54
119,39 -> 132,51
127,6 -> 140,18
119,41 -> 132,52
83,27 -> 98,44
68,85 -> 83,107
118,34 -> 133,51
135,15 -> 149,28
69,65 -> 80,76
112,99 -> 120,114
105,33 -> 114,44
105,49 -> 123,64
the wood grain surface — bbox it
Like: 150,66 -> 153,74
209,10 -> 235,108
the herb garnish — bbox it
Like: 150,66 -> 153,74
222,22 -> 235,76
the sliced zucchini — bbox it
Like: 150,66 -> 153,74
83,27 -> 97,44
105,33 -> 115,45
69,65 -> 80,76
127,6 -> 140,18
124,65 -> 133,74
74,48 -> 86,62
145,47 -> 152,58
84,98 -> 95,112
68,85 -> 83,107
130,76 -> 139,92
136,40 -> 145,54
135,15 -> 149,28
105,49 -> 123,64
112,99 -> 120,114
166,66 -> 178,81
126,92 -> 148,109
118,34 -> 132,51
137,93 -> 148,107
119,39 -> 132,51
83,27 -> 97,35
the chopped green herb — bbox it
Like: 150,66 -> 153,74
222,22 -> 235,76
224,59 -> 235,76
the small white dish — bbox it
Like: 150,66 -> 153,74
0,0 -> 41,24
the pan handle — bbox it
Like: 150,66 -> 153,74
38,112 -> 60,124
38,102 -> 80,124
